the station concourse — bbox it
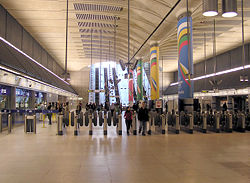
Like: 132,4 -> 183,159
0,0 -> 250,183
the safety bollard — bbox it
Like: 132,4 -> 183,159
57,115 -> 63,135
148,114 -> 152,135
33,115 -> 36,134
228,113 -> 233,132
161,114 -> 167,134
74,114 -> 78,136
175,114 -> 180,134
0,112 -> 2,133
189,113 -> 193,134
89,114 -> 93,135
103,113 -> 107,135
8,114 -> 11,134
118,114 -> 122,135
202,113 -> 207,133
132,113 -> 137,135
42,114 -> 46,128
215,112 -> 220,133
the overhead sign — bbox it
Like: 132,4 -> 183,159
88,90 -> 105,93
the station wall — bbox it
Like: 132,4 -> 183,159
0,5 -> 64,79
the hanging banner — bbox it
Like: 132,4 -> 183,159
177,15 -> 193,99
128,69 -> 134,103
137,60 -> 143,101
150,45 -> 159,100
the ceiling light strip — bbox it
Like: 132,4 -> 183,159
0,37 -> 70,85
170,65 -> 250,86
0,65 -> 76,96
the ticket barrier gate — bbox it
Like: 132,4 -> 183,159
207,112 -> 220,133
103,111 -> 108,135
57,114 -> 64,135
167,112 -> 180,134
132,113 -> 137,135
0,110 -> 12,133
180,112 -> 193,134
24,114 -> 36,134
233,112 -> 245,132
117,113 -> 122,135
161,113 -> 167,134
220,112 -> 233,133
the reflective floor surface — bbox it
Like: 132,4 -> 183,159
0,120 -> 249,183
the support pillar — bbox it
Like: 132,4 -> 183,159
150,43 -> 159,100
10,87 -> 16,110
177,12 -> 194,112
227,96 -> 233,112
128,69 -> 134,104
29,91 -> 35,109
212,96 -> 217,111
137,59 -> 143,101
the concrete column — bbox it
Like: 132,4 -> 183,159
10,87 -> 16,110
137,59 -> 143,101
128,69 -> 134,104
227,96 -> 233,111
177,12 -> 194,112
150,43 -> 160,100
29,91 -> 35,109
211,96 -> 216,111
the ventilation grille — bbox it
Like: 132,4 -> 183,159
79,29 -> 114,34
81,35 -> 114,39
76,14 -> 119,21
78,22 -> 116,28
74,4 -> 123,12
82,39 -> 113,44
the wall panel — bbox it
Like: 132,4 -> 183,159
22,30 -> 33,57
6,13 -> 22,50
0,5 -> 6,38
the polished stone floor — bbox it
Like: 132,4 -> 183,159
0,121 -> 249,183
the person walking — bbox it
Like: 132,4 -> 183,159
124,107 -> 133,135
138,102 -> 149,136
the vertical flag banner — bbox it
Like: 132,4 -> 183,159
150,45 -> 159,100
128,69 -> 134,103
177,15 -> 193,99
137,60 -> 143,101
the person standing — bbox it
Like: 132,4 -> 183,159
47,102 -> 52,125
124,107 -> 133,135
138,102 -> 149,136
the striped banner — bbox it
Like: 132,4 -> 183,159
177,16 -> 193,99
150,45 -> 159,100
128,69 -> 134,102
137,60 -> 143,101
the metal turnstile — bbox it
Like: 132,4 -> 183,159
74,114 -> 79,136
24,115 -> 36,134
117,114 -> 122,135
132,113 -> 137,135
103,112 -> 107,135
89,114 -> 93,135
57,114 -> 63,135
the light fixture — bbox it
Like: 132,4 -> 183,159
202,0 -> 218,17
240,75 -> 244,82
222,0 -> 238,18
244,75 -> 248,82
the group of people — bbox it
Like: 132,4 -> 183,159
46,101 -> 70,125
124,101 -> 149,136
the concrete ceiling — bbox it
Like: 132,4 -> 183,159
0,0 -> 250,74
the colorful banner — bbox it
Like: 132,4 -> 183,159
150,45 -> 159,100
137,60 -> 143,101
128,69 -> 134,103
177,15 -> 193,99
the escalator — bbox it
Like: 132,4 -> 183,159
104,68 -> 109,103
95,68 -> 99,105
